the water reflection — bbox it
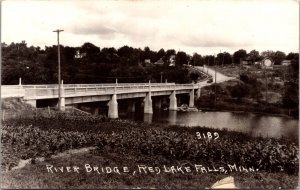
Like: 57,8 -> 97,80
168,111 -> 177,126
120,110 -> 298,138
143,113 -> 153,124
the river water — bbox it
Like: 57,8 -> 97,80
119,110 -> 298,138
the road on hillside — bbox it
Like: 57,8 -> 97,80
195,65 -> 234,86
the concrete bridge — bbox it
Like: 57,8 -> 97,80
1,81 -> 206,118
1,66 -> 233,119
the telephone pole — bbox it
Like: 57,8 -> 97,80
53,29 -> 64,111
214,54 -> 217,109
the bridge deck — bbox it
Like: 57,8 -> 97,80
1,83 -> 204,100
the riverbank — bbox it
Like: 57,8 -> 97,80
1,111 -> 298,189
196,77 -> 299,118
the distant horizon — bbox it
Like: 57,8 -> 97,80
2,0 -> 298,55
1,40 -> 298,57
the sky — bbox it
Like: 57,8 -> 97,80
2,0 -> 299,55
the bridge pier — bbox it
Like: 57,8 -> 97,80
107,94 -> 118,118
169,91 -> 177,111
60,97 -> 66,111
59,81 -> 66,111
189,88 -> 195,107
144,92 -> 153,114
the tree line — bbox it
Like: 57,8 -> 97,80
1,41 -> 298,85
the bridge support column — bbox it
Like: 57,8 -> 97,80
128,101 -> 136,112
154,99 -> 162,109
60,97 -> 66,111
169,91 -> 177,111
26,100 -> 36,108
59,80 -> 65,111
108,94 -> 118,119
196,88 -> 201,99
144,92 -> 153,114
189,88 -> 195,107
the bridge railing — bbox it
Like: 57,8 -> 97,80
1,85 -> 25,98
20,83 -> 177,89
21,83 -> 199,99
3,82 -> 203,99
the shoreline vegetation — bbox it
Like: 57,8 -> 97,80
1,103 -> 299,188
196,79 -> 298,119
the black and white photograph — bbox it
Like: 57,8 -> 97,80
0,0 -> 299,189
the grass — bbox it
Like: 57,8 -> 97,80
1,149 -> 298,189
1,100 -> 298,189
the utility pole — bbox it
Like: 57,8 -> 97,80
222,51 -> 224,66
207,57 -> 209,74
214,54 -> 217,109
53,29 -> 64,111
262,58 -> 270,104
160,72 -> 163,83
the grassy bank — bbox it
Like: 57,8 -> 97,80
1,149 -> 298,189
1,112 -> 299,189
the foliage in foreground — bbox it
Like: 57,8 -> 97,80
1,113 -> 299,175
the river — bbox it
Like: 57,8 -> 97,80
119,110 -> 298,138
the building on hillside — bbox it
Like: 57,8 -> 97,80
74,50 -> 86,59
144,59 -> 151,64
253,57 -> 274,69
169,55 -> 176,66
281,60 -> 291,66
154,58 -> 164,66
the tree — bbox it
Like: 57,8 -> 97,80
261,50 -> 274,58
248,50 -> 260,64
216,53 -> 223,65
286,53 -> 299,80
175,51 -> 188,66
156,48 -> 166,60
230,84 -> 248,101
191,53 -> 203,66
216,52 -> 232,65
143,46 -> 151,59
80,42 -> 100,57
190,72 -> 200,82
282,82 -> 299,109
273,51 -> 286,65
166,49 -> 176,56
222,52 -> 232,65
233,49 -> 247,64
286,52 -> 298,60
203,55 -> 215,66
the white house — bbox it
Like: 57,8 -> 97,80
281,60 -> 291,66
